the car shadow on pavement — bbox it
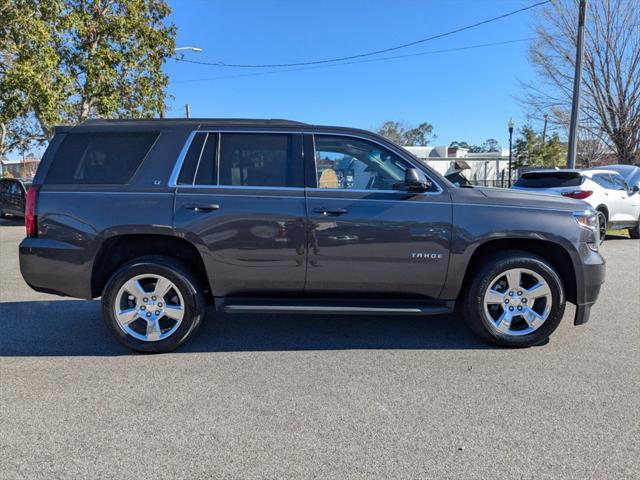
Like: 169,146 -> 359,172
0,300 -> 492,356
0,217 -> 23,226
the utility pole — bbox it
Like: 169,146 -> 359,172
185,104 -> 191,119
508,118 -> 514,187
541,114 -> 549,147
567,0 -> 587,169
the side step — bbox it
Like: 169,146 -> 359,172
217,298 -> 454,316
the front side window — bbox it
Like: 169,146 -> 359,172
314,135 -> 431,191
218,133 -> 301,188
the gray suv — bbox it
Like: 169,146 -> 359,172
19,119 -> 605,352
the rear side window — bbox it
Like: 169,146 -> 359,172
514,172 -> 584,188
219,133 -> 301,188
46,131 -> 158,184
176,132 -> 303,188
591,173 -> 616,189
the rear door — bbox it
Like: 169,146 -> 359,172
172,130 -> 307,296
303,132 -> 451,299
591,173 -> 625,222
610,174 -> 640,223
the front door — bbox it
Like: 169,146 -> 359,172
304,133 -> 452,299
173,131 -> 307,296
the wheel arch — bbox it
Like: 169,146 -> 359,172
458,238 -> 577,305
595,204 -> 609,219
91,233 -> 211,299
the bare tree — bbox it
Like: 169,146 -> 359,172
521,0 -> 640,164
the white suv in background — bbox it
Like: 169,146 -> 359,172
513,169 -> 640,239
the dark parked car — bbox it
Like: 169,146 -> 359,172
19,119 -> 605,352
0,178 -> 31,218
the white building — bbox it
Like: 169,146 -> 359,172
403,145 -> 514,187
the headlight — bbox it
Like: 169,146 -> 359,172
573,211 -> 599,251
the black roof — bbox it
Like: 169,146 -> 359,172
55,118 -> 376,137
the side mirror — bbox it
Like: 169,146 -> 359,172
401,168 -> 432,192
632,185 -> 640,195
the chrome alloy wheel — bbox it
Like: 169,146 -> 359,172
113,274 -> 185,342
483,268 -> 553,336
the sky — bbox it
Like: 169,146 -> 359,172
164,0 -> 541,149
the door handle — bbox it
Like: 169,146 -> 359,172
314,207 -> 348,216
183,203 -> 220,212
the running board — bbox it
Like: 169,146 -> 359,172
217,298 -> 453,316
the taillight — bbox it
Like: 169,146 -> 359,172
562,190 -> 593,199
25,185 -> 40,238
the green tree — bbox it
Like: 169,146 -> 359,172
480,138 -> 500,153
449,139 -> 501,153
513,126 -> 566,168
376,121 -> 436,146
449,141 -> 471,149
0,0 -> 176,153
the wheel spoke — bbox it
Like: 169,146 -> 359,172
494,311 -> 512,333
523,307 -> 545,330
146,319 -> 162,341
164,305 -> 184,322
505,269 -> 522,290
123,279 -> 147,301
527,282 -> 551,299
485,289 -> 504,304
115,307 -> 139,327
153,277 -> 173,298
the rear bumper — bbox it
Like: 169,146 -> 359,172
19,238 -> 94,299
573,257 -> 606,325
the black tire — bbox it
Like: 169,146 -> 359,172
464,250 -> 566,347
101,255 -> 206,353
596,210 -> 607,242
629,219 -> 640,239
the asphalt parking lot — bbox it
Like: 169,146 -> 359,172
1,217 -> 638,480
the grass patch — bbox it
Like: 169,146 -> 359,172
606,229 -> 630,238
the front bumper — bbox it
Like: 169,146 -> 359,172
573,258 -> 606,325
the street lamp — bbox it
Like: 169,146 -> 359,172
174,46 -> 203,53
508,118 -> 514,188
166,47 -> 202,119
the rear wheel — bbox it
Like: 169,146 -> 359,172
102,255 -> 206,353
596,211 -> 607,241
464,251 -> 566,347
629,216 -> 640,239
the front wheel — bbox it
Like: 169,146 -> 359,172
102,255 -> 206,353
464,251 -> 566,347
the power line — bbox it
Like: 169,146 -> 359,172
169,0 -> 550,69
172,37 -> 535,84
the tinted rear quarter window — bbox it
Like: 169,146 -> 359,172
46,131 -> 158,184
514,172 -> 584,188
